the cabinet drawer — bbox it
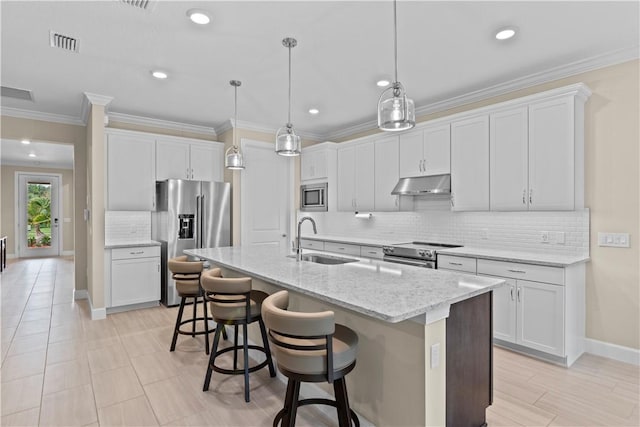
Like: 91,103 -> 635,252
437,255 -> 477,273
324,242 -> 361,256
112,246 -> 161,260
300,239 -> 325,251
360,245 -> 384,259
477,259 -> 563,285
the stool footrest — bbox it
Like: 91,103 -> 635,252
273,398 -> 360,427
210,345 -> 272,375
176,317 -> 217,337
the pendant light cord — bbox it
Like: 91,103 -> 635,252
288,44 -> 292,126
233,84 -> 237,149
393,0 -> 398,84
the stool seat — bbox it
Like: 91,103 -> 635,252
210,289 -> 268,321
272,324 -> 358,376
175,279 -> 201,296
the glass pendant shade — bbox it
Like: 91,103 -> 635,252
275,124 -> 301,156
378,83 -> 415,131
225,80 -> 245,170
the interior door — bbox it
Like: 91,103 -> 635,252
240,140 -> 291,252
17,173 -> 61,257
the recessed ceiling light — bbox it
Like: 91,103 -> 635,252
308,108 -> 320,115
187,9 -> 211,25
28,153 -> 36,158
495,27 -> 517,40
21,139 -> 31,145
151,70 -> 168,79
376,79 -> 390,87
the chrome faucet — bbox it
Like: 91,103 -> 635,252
296,216 -> 317,261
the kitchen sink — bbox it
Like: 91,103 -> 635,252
287,253 -> 359,265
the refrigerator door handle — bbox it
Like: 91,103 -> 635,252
195,195 -> 201,249
200,194 -> 206,249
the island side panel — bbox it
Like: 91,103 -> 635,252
221,268 -> 428,426
424,319 -> 447,427
446,291 -> 493,427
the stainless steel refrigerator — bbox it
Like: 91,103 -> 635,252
153,179 -> 231,306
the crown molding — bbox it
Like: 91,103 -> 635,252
215,118 -> 323,142
325,46 -> 639,141
107,112 -> 217,137
0,106 -> 85,126
80,92 -> 113,124
0,159 -> 73,170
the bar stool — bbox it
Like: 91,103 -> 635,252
261,290 -> 360,427
200,270 -> 276,402
167,256 -> 223,354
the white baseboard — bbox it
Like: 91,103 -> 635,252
74,289 -> 88,300
87,293 -> 106,320
62,250 -> 74,256
585,338 -> 640,366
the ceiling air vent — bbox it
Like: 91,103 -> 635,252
1,86 -> 34,101
120,0 -> 155,11
49,31 -> 79,53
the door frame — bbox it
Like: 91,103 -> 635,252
239,139 -> 294,248
15,171 -> 64,257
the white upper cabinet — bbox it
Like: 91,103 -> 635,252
399,124 -> 450,178
337,142 -> 375,211
301,149 -> 328,181
451,115 -> 489,211
156,137 -> 223,182
374,136 -> 400,211
490,107 -> 529,211
106,131 -> 156,210
528,96 -> 576,210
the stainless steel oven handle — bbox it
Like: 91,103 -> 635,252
383,255 -> 432,268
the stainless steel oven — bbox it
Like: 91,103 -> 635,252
382,242 -> 462,268
300,183 -> 328,212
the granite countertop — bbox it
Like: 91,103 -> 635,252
300,234 -> 403,247
105,240 -> 162,249
185,246 -> 505,324
437,246 -> 589,267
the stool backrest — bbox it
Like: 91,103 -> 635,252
168,255 -> 204,278
200,271 -> 252,322
261,290 -> 337,382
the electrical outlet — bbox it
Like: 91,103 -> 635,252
541,231 -> 550,243
554,232 -> 565,245
430,343 -> 440,369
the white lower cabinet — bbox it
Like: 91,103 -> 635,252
492,278 -> 517,342
109,246 -> 161,308
517,279 -> 564,356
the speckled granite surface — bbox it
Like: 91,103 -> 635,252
185,246 -> 505,324
104,240 -> 162,249
437,247 -> 589,267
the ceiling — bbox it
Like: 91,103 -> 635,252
1,139 -> 74,169
1,1 -> 638,140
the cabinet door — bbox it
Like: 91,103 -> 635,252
156,139 -> 190,180
528,97 -> 575,210
516,280 -> 564,356
490,277 -> 517,343
374,136 -> 399,211
107,133 -> 156,210
191,143 -> 222,182
398,131 -> 424,178
337,146 -> 356,211
111,257 -> 161,307
490,107 -> 529,211
451,115 -> 489,211
423,123 -> 450,175
354,142 -> 375,211
300,150 -> 314,181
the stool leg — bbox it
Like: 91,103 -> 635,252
334,377 -> 353,427
191,296 -> 197,337
243,322 -> 250,402
203,323 -> 223,392
222,325 -> 228,341
170,296 -> 187,352
233,325 -> 239,370
282,379 -> 300,427
203,298 -> 210,355
258,318 -> 276,377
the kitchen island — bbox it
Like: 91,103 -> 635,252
186,246 -> 505,427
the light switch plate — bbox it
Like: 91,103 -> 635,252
430,343 -> 440,369
598,232 -> 630,248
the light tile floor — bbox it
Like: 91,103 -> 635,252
1,257 -> 638,426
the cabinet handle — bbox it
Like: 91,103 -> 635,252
186,168 -> 190,179
418,160 -> 422,172
157,263 -> 160,272
130,251 -> 144,255
522,189 -> 526,204
367,251 -> 377,255
338,247 -> 345,250
517,288 -> 521,302
422,159 -> 426,172
529,189 -> 533,204
510,287 -> 514,301
450,193 -> 455,208
395,196 -> 399,207
449,262 -> 463,266
507,269 -> 526,274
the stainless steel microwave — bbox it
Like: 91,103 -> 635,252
300,183 -> 328,212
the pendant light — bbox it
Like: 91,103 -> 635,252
225,80 -> 245,170
377,0 -> 415,132
275,37 -> 301,156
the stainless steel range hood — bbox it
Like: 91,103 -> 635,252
391,174 -> 451,195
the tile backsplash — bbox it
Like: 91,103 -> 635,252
105,211 -> 151,244
299,197 -> 589,256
